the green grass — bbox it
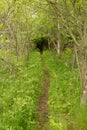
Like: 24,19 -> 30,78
43,50 -> 81,130
1,50 -> 87,130
75,103 -> 87,130
0,51 -> 43,130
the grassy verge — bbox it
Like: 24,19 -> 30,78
0,51 -> 43,130
43,50 -> 81,130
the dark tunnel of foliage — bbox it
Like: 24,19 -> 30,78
33,37 -> 49,54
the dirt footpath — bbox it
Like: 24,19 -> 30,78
37,54 -> 50,130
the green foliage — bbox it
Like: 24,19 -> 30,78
0,0 -> 87,129
49,118 -> 67,130
0,0 -> 7,14
0,35 -> 9,44
60,48 -> 73,65
43,51 -> 81,130
0,51 -> 43,130
75,103 -> 87,130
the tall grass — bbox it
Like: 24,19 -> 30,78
0,51 -> 43,130
43,50 -> 81,130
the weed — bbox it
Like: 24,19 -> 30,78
0,51 -> 43,130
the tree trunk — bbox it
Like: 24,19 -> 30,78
56,23 -> 61,57
81,72 -> 87,105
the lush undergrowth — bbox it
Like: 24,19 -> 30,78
1,50 -> 87,130
0,51 -> 43,130
43,50 -> 81,130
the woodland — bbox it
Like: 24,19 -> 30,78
0,0 -> 87,130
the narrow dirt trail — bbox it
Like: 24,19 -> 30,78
36,54 -> 50,130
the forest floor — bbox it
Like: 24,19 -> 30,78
36,54 -> 50,130
0,51 -> 84,130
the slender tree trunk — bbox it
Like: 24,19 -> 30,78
56,38 -> 60,56
81,72 -> 87,105
56,23 -> 61,57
